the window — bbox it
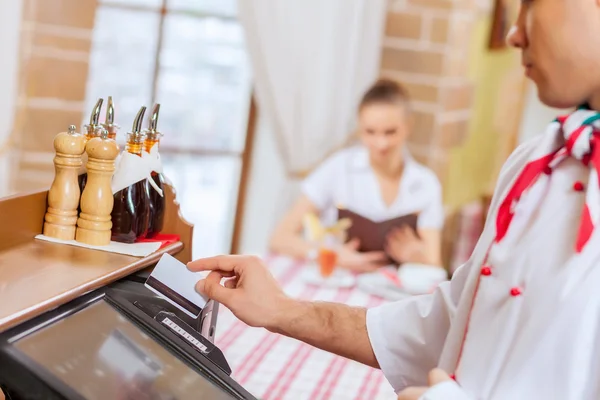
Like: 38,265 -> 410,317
85,0 -> 252,257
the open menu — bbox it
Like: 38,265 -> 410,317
337,208 -> 419,254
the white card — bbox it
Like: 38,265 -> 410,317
144,253 -> 208,318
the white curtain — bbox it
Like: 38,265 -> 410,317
238,1 -> 387,205
0,0 -> 22,197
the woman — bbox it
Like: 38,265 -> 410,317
269,79 -> 444,272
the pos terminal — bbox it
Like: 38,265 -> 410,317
0,281 -> 255,400
0,183 -> 257,399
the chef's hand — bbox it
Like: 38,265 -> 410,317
385,226 -> 428,264
337,238 -> 388,273
187,255 -> 289,330
397,369 -> 452,400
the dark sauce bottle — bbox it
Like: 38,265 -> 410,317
111,106 -> 150,243
144,104 -> 166,238
78,98 -> 104,208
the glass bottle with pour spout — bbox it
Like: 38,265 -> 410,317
110,106 -> 150,243
143,104 -> 166,238
102,96 -> 120,140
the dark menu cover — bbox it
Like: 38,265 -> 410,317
337,208 -> 419,253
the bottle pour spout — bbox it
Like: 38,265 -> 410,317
89,98 -> 104,126
105,96 -> 115,126
149,103 -> 160,132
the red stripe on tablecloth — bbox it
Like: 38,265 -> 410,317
265,287 -> 354,400
236,286 -> 320,385
354,366 -> 386,400
263,343 -> 312,400
354,369 -> 376,400
316,357 -> 347,400
236,332 -> 285,384
282,287 -> 352,400
315,295 -> 385,400
366,373 -> 385,399
217,259 -> 303,352
308,356 -> 343,400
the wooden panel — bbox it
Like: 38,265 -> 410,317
0,182 -> 194,333
0,190 -> 47,250
0,240 -> 182,333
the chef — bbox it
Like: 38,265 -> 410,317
187,0 -> 600,398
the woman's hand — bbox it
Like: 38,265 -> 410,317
336,238 -> 388,273
385,226 -> 430,265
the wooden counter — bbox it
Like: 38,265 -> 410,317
0,183 -> 193,333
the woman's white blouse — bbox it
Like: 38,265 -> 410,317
301,146 -> 444,229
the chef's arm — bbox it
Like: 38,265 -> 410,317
268,300 -> 379,368
188,255 -> 380,368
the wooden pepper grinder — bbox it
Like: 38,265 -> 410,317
43,125 -> 86,240
75,128 -> 120,246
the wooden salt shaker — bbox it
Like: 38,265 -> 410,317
75,128 -> 119,246
43,125 -> 86,240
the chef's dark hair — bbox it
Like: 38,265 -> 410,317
359,78 -> 410,112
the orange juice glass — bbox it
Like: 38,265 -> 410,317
318,247 -> 337,277
317,234 -> 339,278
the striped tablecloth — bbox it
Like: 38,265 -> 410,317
215,256 -> 397,400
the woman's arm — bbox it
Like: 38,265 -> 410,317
416,228 -> 442,265
269,196 -> 388,271
268,195 -> 317,259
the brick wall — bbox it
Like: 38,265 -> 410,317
381,0 -> 490,182
10,0 -> 97,192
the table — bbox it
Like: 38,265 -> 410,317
216,256 -> 398,400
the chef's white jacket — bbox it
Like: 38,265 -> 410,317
367,133 -> 600,399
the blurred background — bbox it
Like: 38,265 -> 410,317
0,0 -> 564,270
0,1 -> 575,398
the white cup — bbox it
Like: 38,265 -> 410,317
397,263 -> 448,295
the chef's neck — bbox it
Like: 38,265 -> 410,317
589,93 -> 600,112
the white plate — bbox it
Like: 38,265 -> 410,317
356,264 -> 448,300
356,271 -> 411,301
300,266 -> 356,288
398,263 -> 448,295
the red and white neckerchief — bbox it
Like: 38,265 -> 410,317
496,107 -> 600,252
